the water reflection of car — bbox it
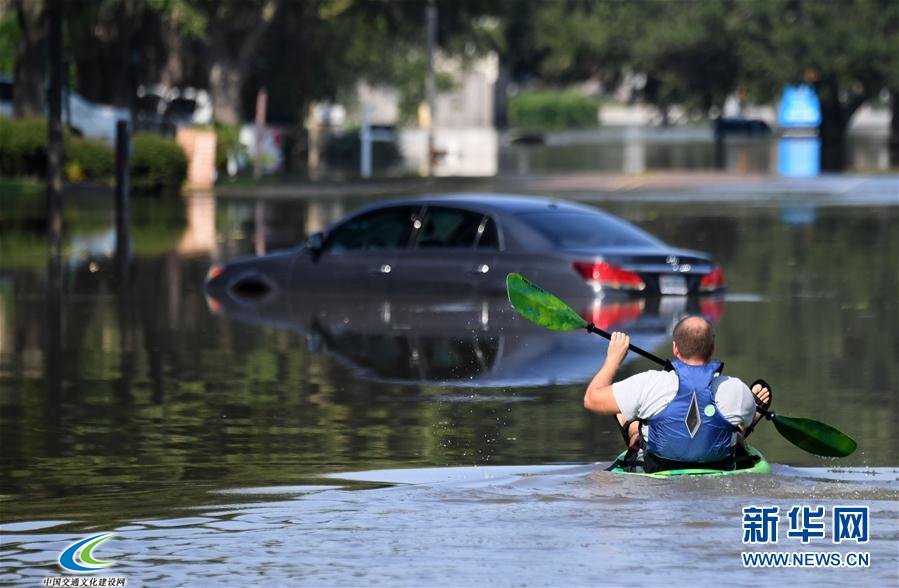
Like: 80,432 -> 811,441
205,289 -> 725,387
205,195 -> 725,301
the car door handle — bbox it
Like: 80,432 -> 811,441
368,264 -> 392,274
467,264 -> 490,274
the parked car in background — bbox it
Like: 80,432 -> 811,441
0,74 -> 129,142
135,84 -> 213,134
0,75 -> 12,117
205,194 -> 726,303
713,117 -> 772,137
67,91 -> 130,143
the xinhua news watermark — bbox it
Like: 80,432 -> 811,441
741,505 -> 870,568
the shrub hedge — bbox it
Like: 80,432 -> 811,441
0,117 -> 188,194
0,117 -> 48,176
508,90 -> 600,131
67,136 -> 116,182
129,133 -> 188,194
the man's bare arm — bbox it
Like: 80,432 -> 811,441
738,382 -> 771,433
583,332 -> 630,414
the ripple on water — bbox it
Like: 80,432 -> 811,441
0,521 -> 71,533
2,464 -> 897,586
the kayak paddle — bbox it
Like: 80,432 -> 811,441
505,272 -> 857,458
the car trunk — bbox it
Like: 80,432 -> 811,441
564,246 -> 715,295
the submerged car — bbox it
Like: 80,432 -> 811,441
205,194 -> 725,301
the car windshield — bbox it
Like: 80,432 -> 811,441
519,212 -> 663,249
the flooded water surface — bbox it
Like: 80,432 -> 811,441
1,177 -> 897,585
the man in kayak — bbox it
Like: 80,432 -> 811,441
583,316 -> 771,472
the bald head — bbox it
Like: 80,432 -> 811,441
672,316 -> 715,363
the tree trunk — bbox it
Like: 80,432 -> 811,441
493,61 -> 510,129
13,0 -> 47,117
207,1 -> 282,125
890,89 -> 899,168
816,81 -> 866,172
159,24 -> 184,87
819,103 -> 848,172
209,54 -> 243,125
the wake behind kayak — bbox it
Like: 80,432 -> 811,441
607,445 -> 772,478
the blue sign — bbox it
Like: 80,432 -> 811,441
778,85 -> 821,128
778,137 -> 820,177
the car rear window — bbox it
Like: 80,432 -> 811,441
416,207 -> 484,248
476,218 -> 499,249
518,212 -> 662,248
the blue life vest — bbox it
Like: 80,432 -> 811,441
645,359 -> 736,463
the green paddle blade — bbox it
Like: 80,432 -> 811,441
772,415 -> 857,457
506,273 -> 588,331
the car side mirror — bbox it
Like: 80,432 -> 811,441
306,232 -> 323,250
306,232 -> 324,259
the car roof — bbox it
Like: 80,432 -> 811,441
361,193 -> 605,217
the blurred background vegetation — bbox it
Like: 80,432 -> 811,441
1,0 -> 897,174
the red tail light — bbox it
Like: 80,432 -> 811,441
205,294 -> 223,314
699,297 -> 725,322
580,300 -> 644,330
572,261 -> 645,291
206,264 -> 224,283
699,265 -> 726,292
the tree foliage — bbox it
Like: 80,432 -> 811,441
4,0 -> 897,168
737,0 -> 899,169
529,0 -> 898,167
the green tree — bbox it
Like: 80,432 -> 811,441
529,0 -> 898,169
8,0 -> 46,116
738,0 -> 899,170
631,0 -> 742,121
533,0 -> 742,124
201,0 -> 283,125
239,0 -> 503,124
534,0 -> 636,91
877,2 -> 899,166
64,0 -> 189,106
0,2 -> 18,74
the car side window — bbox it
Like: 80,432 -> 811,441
415,207 -> 489,249
326,206 -> 418,252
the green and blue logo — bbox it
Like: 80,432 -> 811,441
58,533 -> 115,573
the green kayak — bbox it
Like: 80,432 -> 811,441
608,445 -> 772,478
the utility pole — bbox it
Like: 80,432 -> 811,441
360,106 -> 372,179
253,88 -> 268,180
47,0 -> 63,260
425,0 -> 437,177
45,0 -> 64,418
115,120 -> 131,279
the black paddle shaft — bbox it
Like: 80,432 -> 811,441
585,322 -> 671,368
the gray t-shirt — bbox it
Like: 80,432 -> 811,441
612,369 -> 756,427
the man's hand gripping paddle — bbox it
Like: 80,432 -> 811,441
506,272 -> 857,458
